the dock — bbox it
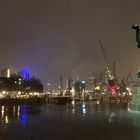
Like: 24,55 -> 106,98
48,96 -> 72,104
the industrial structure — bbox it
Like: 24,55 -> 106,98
131,24 -> 140,111
98,40 -> 116,95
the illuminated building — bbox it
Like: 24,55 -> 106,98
1,68 -> 11,78
18,70 -> 30,81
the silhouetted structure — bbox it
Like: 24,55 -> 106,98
1,68 -> 12,78
0,75 -> 43,93
132,24 -> 140,48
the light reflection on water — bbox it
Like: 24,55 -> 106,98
0,101 -> 125,125
0,105 -> 26,125
0,105 -> 41,126
66,101 -> 118,118
0,102 -> 140,140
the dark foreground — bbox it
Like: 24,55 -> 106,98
0,101 -> 140,140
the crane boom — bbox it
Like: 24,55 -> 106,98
98,40 -> 117,94
98,40 -> 114,81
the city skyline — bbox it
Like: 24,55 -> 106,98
0,0 -> 140,85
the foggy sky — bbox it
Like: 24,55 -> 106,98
0,0 -> 140,86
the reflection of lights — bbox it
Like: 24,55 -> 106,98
82,103 -> 85,108
109,117 -> 112,123
13,106 -> 15,116
108,112 -> 116,123
1,106 -> 4,119
82,102 -> 86,114
5,116 -> 8,124
82,108 -> 86,114
72,108 -> 75,114
17,106 -> 20,118
21,106 -> 27,125
72,100 -> 75,106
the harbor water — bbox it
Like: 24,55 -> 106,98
0,101 -> 140,140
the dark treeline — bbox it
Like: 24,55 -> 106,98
0,75 -> 44,93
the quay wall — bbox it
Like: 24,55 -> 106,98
0,97 -> 48,105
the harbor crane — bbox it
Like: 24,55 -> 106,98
98,40 -> 114,82
98,40 -> 116,94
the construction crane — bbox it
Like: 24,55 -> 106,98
98,40 -> 116,94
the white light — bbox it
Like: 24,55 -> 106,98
2,91 -> 6,94
82,81 -> 85,84
7,69 -> 10,78
82,103 -> 85,108
47,83 -> 51,86
72,100 -> 75,105
29,92 -> 33,95
19,78 -> 22,81
1,106 -> 4,119
17,106 -> 20,118
82,108 -> 86,114
126,87 -> 129,91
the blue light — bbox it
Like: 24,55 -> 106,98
20,69 -> 30,80
21,105 -> 27,125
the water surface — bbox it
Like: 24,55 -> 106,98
0,101 -> 139,140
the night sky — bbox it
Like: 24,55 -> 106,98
0,0 -> 140,86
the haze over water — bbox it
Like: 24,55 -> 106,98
0,102 -> 140,140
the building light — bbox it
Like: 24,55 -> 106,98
2,91 -> 6,94
18,91 -> 21,95
5,116 -> 8,124
82,81 -> 85,84
7,69 -> 10,78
